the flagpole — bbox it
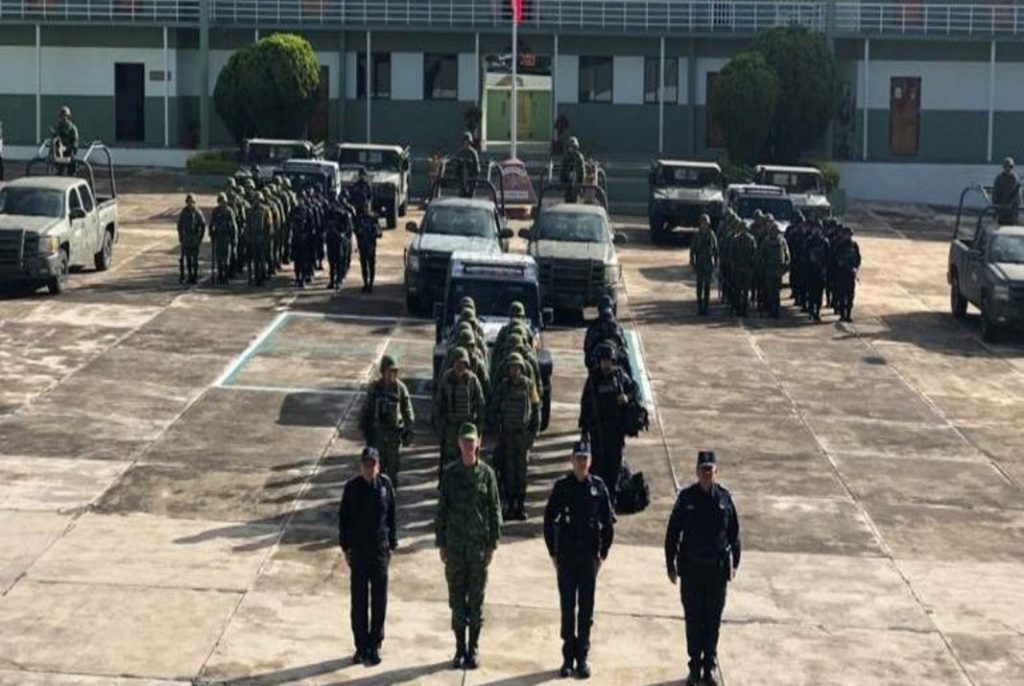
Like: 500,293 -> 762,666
511,9 -> 518,160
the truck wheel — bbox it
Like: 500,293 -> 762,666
980,298 -> 999,343
48,249 -> 69,295
540,385 -> 552,432
950,274 -> 967,319
94,229 -> 113,271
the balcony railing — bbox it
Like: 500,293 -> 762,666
0,0 -> 198,21
836,3 -> 1024,37
210,0 -> 824,32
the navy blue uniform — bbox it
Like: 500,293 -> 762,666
338,474 -> 398,657
664,483 -> 741,677
544,473 -> 615,665
579,368 -> 636,498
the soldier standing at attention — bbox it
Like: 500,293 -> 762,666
338,446 -> 397,667
324,196 -> 345,291
543,440 -> 615,680
435,423 -> 502,670
758,226 -> 790,318
490,352 -> 540,521
355,197 -> 379,293
992,156 -> 1021,225
690,214 -> 719,316
434,348 -> 487,479
831,226 -> 862,323
804,222 -> 831,322
246,192 -> 269,286
665,451 -> 741,686
361,355 -> 415,488
579,342 -> 636,502
177,194 -> 206,285
209,194 -> 236,285
561,136 -> 586,203
728,221 -> 757,317
457,132 -> 481,198
53,106 -> 79,176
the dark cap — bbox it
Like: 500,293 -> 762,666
361,446 -> 380,463
697,450 -> 717,469
572,440 -> 591,457
596,342 -> 616,361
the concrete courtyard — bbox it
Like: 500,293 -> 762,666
0,175 -> 1022,685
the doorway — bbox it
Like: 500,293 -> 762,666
307,66 -> 329,143
889,76 -> 921,156
482,47 -> 552,147
114,63 -> 145,142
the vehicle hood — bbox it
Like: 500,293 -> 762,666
653,187 -> 723,203
789,193 -> 831,209
340,170 -> 401,187
533,240 -> 614,263
412,233 -> 500,255
0,215 -> 64,234
990,263 -> 1024,282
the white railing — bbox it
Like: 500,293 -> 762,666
0,0 -> 198,21
836,3 -> 1023,36
209,0 -> 824,32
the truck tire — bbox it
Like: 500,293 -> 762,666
48,249 -> 68,295
540,384 -> 552,432
94,229 -> 113,271
950,273 -> 967,319
980,298 -> 1000,343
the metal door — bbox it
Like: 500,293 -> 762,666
889,77 -> 921,156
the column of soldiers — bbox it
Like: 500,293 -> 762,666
174,172 -> 380,292
696,210 -> 861,322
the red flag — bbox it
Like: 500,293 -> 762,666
511,0 -> 523,24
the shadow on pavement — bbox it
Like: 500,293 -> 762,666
209,658 -> 451,686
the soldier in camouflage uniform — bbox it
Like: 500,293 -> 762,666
727,220 -> 757,317
758,225 -> 790,318
176,194 -> 206,285
209,194 -> 236,285
435,422 -> 502,670
690,214 -> 719,315
441,330 -> 491,399
490,352 -> 540,521
361,355 -> 415,488
561,136 -> 586,203
246,192 -> 270,286
434,348 -> 487,478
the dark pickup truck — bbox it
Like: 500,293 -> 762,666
948,185 -> 1024,341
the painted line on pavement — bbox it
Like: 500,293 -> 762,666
213,311 -> 289,387
625,327 -> 654,409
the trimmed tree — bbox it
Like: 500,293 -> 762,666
753,25 -> 839,163
214,33 -> 321,145
712,52 -> 779,166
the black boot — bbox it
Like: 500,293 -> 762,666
464,627 -> 480,669
559,642 -> 574,678
575,652 -> 591,679
703,659 -> 721,686
685,660 -> 701,686
452,629 -> 466,669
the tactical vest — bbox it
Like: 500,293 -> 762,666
502,381 -> 531,431
373,384 -> 402,429
449,379 -> 472,421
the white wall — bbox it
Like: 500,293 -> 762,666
695,57 -> 728,106
612,56 -> 643,105
0,46 -> 178,97
458,53 -> 478,102
677,58 -> 689,106
0,46 -> 38,94
834,161 -> 996,204
391,52 -> 423,100
855,60 -> 990,111
556,54 -> 579,104
346,52 -> 358,99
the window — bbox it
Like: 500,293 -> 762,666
579,56 -> 612,103
644,57 -> 678,104
706,72 -> 724,148
424,53 -> 458,100
78,185 -> 94,213
356,53 -> 391,99
890,76 -> 921,156
68,188 -> 83,216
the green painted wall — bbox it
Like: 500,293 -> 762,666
42,26 -> 163,48
345,100 -> 464,152
559,104 -> 659,154
0,25 -> 34,46
993,112 -> 1024,159
0,95 -> 37,144
38,95 -> 169,147
849,109 -> 989,162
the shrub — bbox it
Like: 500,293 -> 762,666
186,149 -> 238,176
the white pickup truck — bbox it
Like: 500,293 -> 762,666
0,146 -> 118,294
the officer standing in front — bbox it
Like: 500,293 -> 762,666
338,446 -> 398,667
435,422 -> 502,670
543,441 -> 615,680
664,451 -> 741,686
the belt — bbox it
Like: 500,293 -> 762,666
684,547 -> 730,566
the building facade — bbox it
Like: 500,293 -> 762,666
1,0 -> 1023,166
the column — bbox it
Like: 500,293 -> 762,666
163,26 -> 170,148
658,36 -> 665,154
987,40 -> 996,163
861,38 -> 869,162
337,31 -> 346,143
687,38 -> 696,155
199,0 -> 211,149
35,24 -> 41,144
365,30 -> 371,143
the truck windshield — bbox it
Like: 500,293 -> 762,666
247,144 -> 310,164
736,197 -> 794,223
989,234 -> 1024,264
0,188 -> 64,218
448,279 -> 540,326
765,172 -> 824,194
660,167 -> 721,188
277,171 -> 327,195
536,212 -> 608,242
423,206 -> 497,237
337,149 -> 400,171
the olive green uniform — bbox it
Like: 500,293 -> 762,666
434,369 -> 486,468
490,373 -> 540,511
362,378 -> 415,487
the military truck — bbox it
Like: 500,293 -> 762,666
520,200 -> 626,314
0,143 -> 118,294
242,138 -> 322,182
433,251 -> 554,430
273,159 -> 341,198
726,184 -> 795,233
948,185 -> 1024,342
754,165 -> 832,221
333,143 -> 411,229
648,160 -> 724,244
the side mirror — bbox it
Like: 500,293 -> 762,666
517,228 -> 532,240
499,228 -> 514,240
70,208 -> 86,220
542,307 -> 555,327
613,232 -> 627,245
432,302 -> 444,319
405,221 -> 419,233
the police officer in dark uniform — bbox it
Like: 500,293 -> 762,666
543,440 -> 615,680
664,451 -> 741,686
338,446 -> 398,667
579,342 -> 636,502
355,197 -> 379,293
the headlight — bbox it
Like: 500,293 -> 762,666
993,285 -> 1011,301
407,254 -> 420,272
41,236 -> 60,255
604,264 -> 620,284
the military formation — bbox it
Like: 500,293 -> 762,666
174,168 -> 380,292
691,209 -> 862,322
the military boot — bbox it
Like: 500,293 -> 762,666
452,629 -> 466,669
703,659 -> 721,686
575,652 -> 591,680
464,627 -> 481,669
685,660 -> 701,686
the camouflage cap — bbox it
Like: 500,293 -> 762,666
459,296 -> 476,310
216,193 -> 227,203
452,347 -> 470,364
506,352 -> 525,369
379,354 -> 398,372
463,131 -> 474,143
459,422 -> 479,442
509,301 -> 525,317
507,333 -> 524,347
459,307 -> 475,321
185,194 -> 196,205
457,330 -> 476,346
568,136 -> 579,148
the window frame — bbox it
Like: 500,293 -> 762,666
643,56 -> 678,104
578,56 -> 613,104
356,52 -> 391,100
423,53 -> 458,101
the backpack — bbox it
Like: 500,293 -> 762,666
615,460 -> 650,514
621,397 -> 650,437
